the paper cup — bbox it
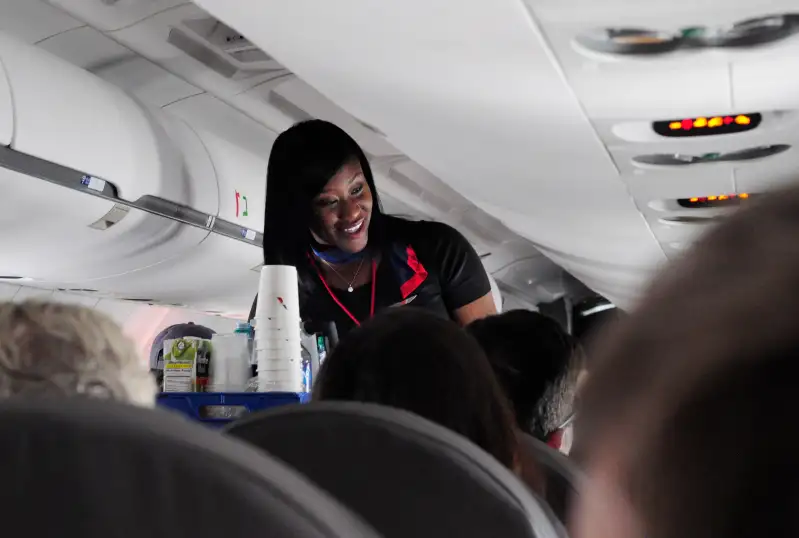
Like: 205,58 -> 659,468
256,353 -> 300,364
255,338 -> 301,351
254,316 -> 300,329
258,380 -> 303,392
255,265 -> 301,321
258,370 -> 304,392
254,331 -> 301,344
256,357 -> 299,368
209,334 -> 252,392
254,337 -> 302,349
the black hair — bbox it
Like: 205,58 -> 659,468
313,307 -> 518,469
467,310 -> 582,440
262,120 -> 387,298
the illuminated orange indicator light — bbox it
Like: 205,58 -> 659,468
685,193 -> 751,204
708,117 -> 724,128
658,113 -> 759,135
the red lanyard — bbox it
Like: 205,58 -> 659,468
312,257 -> 377,326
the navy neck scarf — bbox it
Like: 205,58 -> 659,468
310,236 -> 370,265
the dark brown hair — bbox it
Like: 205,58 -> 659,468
314,307 -> 518,469
467,310 -> 582,440
578,184 -> 799,538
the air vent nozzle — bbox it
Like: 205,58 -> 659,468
576,28 -> 680,55
660,215 -> 720,225
577,14 -> 799,56
633,144 -> 790,167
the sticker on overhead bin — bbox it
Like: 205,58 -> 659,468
80,175 -> 106,192
241,228 -> 257,241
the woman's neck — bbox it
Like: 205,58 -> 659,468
315,253 -> 373,292
310,239 -> 370,265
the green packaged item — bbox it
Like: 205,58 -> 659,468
162,337 -> 212,392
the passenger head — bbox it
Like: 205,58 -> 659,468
572,185 -> 799,538
313,307 -> 518,469
468,310 -> 582,448
263,120 -> 385,269
0,301 -> 156,406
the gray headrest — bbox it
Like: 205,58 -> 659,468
518,434 -> 585,523
0,397 -> 380,538
225,402 -> 566,538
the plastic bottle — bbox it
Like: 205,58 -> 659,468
237,321 -> 257,387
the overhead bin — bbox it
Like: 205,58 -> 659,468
0,31 -> 203,205
0,31 -> 218,284
0,31 -> 268,310
66,232 -> 263,316
0,167 -> 208,283
163,93 -> 273,231
192,127 -> 266,232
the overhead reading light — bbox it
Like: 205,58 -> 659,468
633,145 -> 790,167
678,193 -> 753,208
576,14 -> 799,55
653,113 -> 761,137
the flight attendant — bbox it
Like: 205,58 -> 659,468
250,120 -> 496,337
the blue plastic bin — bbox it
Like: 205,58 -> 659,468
157,392 -> 310,427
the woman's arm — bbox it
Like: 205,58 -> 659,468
417,221 -> 496,325
453,292 -> 497,326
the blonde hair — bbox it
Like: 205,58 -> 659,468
0,301 -> 156,406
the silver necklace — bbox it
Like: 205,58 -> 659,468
321,257 -> 366,293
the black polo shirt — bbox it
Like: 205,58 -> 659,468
251,220 -> 490,338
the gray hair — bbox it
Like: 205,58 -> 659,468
0,301 -> 156,406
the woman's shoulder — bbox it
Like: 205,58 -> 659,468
385,217 -> 467,247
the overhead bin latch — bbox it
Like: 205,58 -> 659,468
88,204 -> 130,231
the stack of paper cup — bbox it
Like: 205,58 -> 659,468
254,265 -> 303,392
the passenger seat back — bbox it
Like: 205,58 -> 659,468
0,397 -> 381,538
225,402 -> 565,538
518,433 -> 584,524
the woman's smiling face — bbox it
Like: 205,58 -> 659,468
311,160 -> 373,254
